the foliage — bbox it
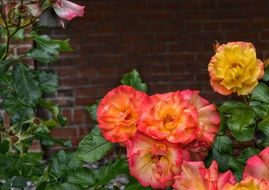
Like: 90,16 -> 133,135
0,0 -> 86,189
0,1 -> 149,189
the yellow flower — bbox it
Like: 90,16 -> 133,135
208,42 -> 264,95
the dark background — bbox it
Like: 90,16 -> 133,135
42,0 -> 269,146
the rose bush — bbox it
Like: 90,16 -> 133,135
1,0 -> 269,189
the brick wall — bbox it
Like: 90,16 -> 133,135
42,0 -> 269,146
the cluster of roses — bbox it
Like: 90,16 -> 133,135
174,146 -> 269,190
97,85 -> 220,189
96,41 -> 268,189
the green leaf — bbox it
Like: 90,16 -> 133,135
28,32 -> 72,64
0,179 -> 11,190
39,100 -> 67,127
260,137 -> 269,147
12,63 -> 41,106
213,135 -> 232,154
0,60 -> 12,74
211,149 -> 231,171
53,39 -> 73,51
0,140 -> 9,154
34,129 -> 71,147
67,168 -> 95,187
250,101 -> 269,120
125,177 -> 151,190
12,176 -> 27,188
0,44 -> 6,58
228,157 -> 243,181
93,159 -> 129,186
41,0 -> 52,9
2,94 -> 34,120
45,183 -> 82,190
0,74 -> 13,96
76,126 -> 113,162
11,28 -> 24,40
85,100 -> 100,121
218,101 -> 246,113
226,107 -> 256,141
218,113 -> 228,135
2,94 -> 27,113
37,71 -> 58,94
121,69 -> 148,92
238,147 -> 259,163
49,150 -> 81,179
258,116 -> 269,136
251,82 -> 269,103
28,49 -> 58,64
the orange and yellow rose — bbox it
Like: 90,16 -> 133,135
137,91 -> 199,144
222,177 -> 269,190
97,85 -> 147,143
126,132 -> 187,189
208,42 -> 264,95
243,146 -> 269,183
181,90 -> 220,160
173,161 -> 236,190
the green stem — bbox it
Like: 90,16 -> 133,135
243,95 -> 249,105
0,7 -> 10,60
252,139 -> 259,149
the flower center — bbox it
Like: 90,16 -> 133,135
124,112 -> 133,120
163,115 -> 174,125
151,155 -> 162,163
227,62 -> 243,80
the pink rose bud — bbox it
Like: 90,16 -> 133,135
53,0 -> 85,21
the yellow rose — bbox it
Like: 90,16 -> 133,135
208,42 -> 264,95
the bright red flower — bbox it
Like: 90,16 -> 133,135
173,161 -> 236,190
53,0 -> 85,21
243,146 -> 269,183
181,90 -> 220,160
137,91 -> 199,144
126,132 -> 187,189
97,85 -> 147,143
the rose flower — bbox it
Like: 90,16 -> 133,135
97,85 -> 147,143
126,132 -> 187,189
208,42 -> 264,95
137,91 -> 199,144
173,161 -> 235,190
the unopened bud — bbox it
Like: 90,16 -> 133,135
8,130 -> 14,136
33,118 -> 42,125
10,136 -> 19,144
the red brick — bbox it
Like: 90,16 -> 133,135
76,97 -> 97,106
73,109 -> 86,124
58,67 -> 80,78
76,87 -> 97,97
60,77 -> 89,87
78,127 -> 91,136
51,128 -> 78,138
119,34 -> 153,43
